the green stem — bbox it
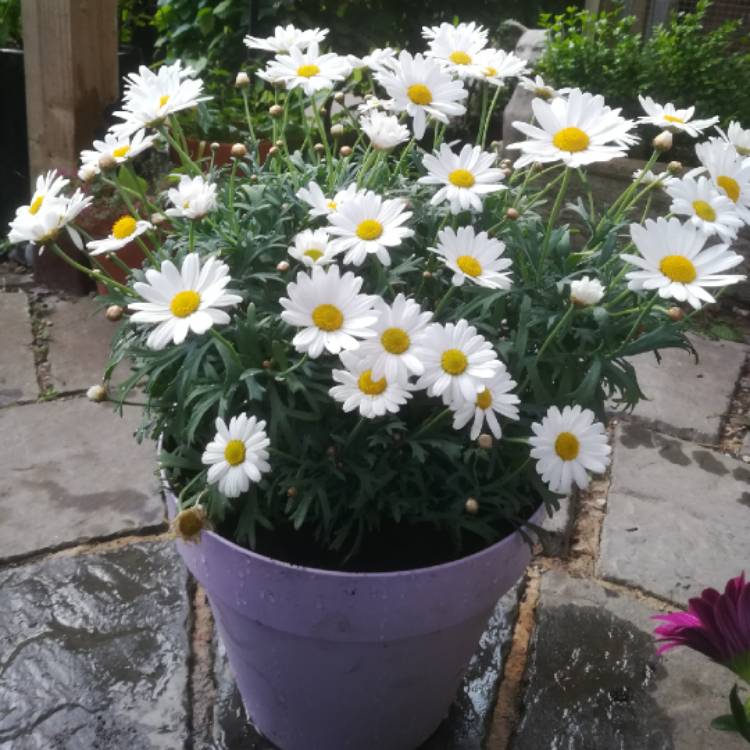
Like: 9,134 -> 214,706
240,89 -> 257,145
210,328 -> 242,365
49,242 -> 132,297
536,303 -> 575,360
413,407 -> 451,438
433,285 -> 457,319
620,292 -> 659,350
537,168 -> 571,277
479,85 -> 502,150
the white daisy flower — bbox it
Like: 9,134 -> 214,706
296,181 -> 360,218
637,96 -> 719,137
165,175 -> 218,220
279,265 -> 378,358
355,293 -> 432,381
518,75 -> 568,101
570,276 -> 605,306
451,367 -> 520,440
431,226 -> 512,289
665,175 -> 743,240
288,228 -> 337,267
415,320 -> 502,404
87,214 -> 153,256
421,21 -> 488,45
529,405 -> 611,495
129,253 -> 242,350
8,188 -> 91,249
329,351 -> 412,418
356,95 -> 394,115
716,120 -> 750,157
201,414 -> 271,498
693,139 -> 750,222
473,49 -> 528,86
375,51 -> 467,139
259,42 -> 351,96
508,88 -> 638,168
79,129 -> 155,174
15,170 -> 69,220
360,111 -> 410,151
244,24 -> 328,54
327,190 -> 414,266
622,216 -> 745,309
419,143 -> 506,213
424,21 -> 489,79
348,47 -> 398,73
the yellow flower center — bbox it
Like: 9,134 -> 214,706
381,327 -> 410,354
659,254 -> 697,283
296,64 -> 320,78
552,127 -> 590,153
407,83 -> 433,106
663,114 -> 684,124
112,145 -> 131,159
312,303 -> 343,331
111,215 -> 138,240
476,388 -> 492,410
554,431 -> 580,461
449,50 -> 472,65
170,290 -> 201,318
29,195 -> 44,215
224,439 -> 246,466
357,369 -> 387,396
159,94 -> 170,108
692,200 -> 717,222
456,255 -> 482,277
448,168 -> 476,188
356,219 -> 383,241
327,200 -> 337,210
441,348 -> 468,375
717,175 -> 740,203
483,66 -> 497,78
304,248 -> 324,262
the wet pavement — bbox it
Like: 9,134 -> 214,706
0,285 -> 748,749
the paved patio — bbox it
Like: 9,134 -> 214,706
1,264 -> 749,749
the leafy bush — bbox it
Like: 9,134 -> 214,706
537,0 -> 750,128
0,0 -> 21,48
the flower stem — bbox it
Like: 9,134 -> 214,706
537,167 -> 571,278
536,303 -> 575,360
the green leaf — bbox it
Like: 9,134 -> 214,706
729,685 -> 750,741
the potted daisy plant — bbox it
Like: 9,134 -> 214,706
7,19 -> 747,750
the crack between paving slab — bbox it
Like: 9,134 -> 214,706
487,566 -> 540,750
27,289 -> 55,399
719,352 -> 750,457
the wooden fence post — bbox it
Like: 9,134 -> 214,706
21,0 -> 119,182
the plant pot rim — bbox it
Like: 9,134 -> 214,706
163,468 -> 545,580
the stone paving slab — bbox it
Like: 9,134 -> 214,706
620,335 -> 747,443
46,296 -> 123,393
210,586 -> 523,750
511,570 -> 747,750
0,541 -> 190,750
599,421 -> 750,604
0,291 -> 38,406
0,398 -> 164,562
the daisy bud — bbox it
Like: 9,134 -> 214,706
269,104 -> 284,118
319,106 -> 327,116
106,304 -> 124,322
98,153 -> 117,171
262,359 -> 272,369
150,212 -> 166,226
276,260 -> 290,272
86,384 -> 108,403
501,167 -> 512,179
326,446 -> 336,458
287,486 -> 298,498
330,124 -> 345,138
666,306 -> 685,321
172,505 -> 207,543
314,143 -> 325,154
465,497 -> 479,514
235,71 -> 250,88
275,139 -> 284,148
268,146 -> 279,157
506,207 -> 520,220
667,160 -> 683,175
653,130 -> 673,152
477,434 -> 493,449
78,164 -> 98,183
210,142 -> 220,151
336,461 -> 344,470
531,162 -> 543,172
339,145 -> 352,157
422,270 -> 433,279
231,143 -> 247,158
500,159 -> 513,170
334,91 -> 345,103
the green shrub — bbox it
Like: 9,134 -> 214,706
537,0 -> 750,128
0,0 -> 21,48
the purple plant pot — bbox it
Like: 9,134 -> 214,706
166,488 -> 542,750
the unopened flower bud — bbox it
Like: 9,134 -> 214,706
98,153 -> 117,171
319,106 -> 327,116
235,71 -> 250,88
666,306 -> 685,321
501,167 -> 512,179
267,146 -> 279,157
287,486 -> 298,498
275,139 -> 284,148
667,160 -> 682,175
465,497 -> 480,514
422,270 -> 433,279
339,145 -> 352,157
506,207 -> 520,220
330,123 -> 345,138
86,384 -> 108,403
210,141 -> 220,151
106,305 -> 123,322
314,143 -> 325,154
477,434 -> 493,449
78,164 -> 98,183
333,91 -> 345,103
269,104 -> 284,118
172,505 -> 207,543
531,162 -> 543,172
262,359 -> 272,368
150,211 -> 166,226
276,260 -> 290,272
336,461 -> 344,470
231,143 -> 247,158
500,159 -> 512,169
326,446 -> 336,458
653,130 -> 673,152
